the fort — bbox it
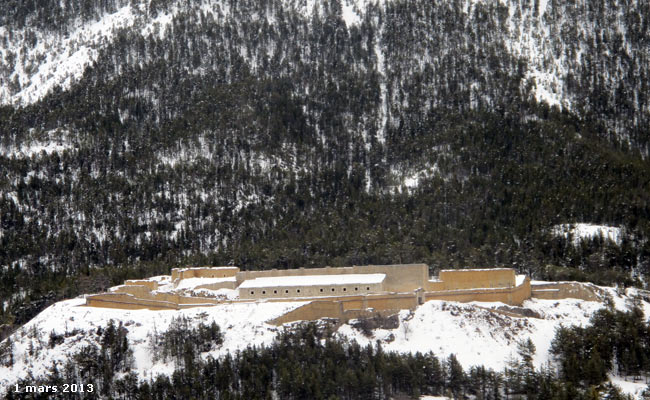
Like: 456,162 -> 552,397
84,264 -> 605,323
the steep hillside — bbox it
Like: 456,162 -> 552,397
1,0 -> 649,333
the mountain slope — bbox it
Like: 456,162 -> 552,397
0,0 -> 649,333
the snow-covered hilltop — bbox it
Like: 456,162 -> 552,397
1,283 -> 648,397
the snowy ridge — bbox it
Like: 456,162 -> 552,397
1,284 -> 648,396
0,298 -> 307,391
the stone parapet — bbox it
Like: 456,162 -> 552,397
171,266 -> 240,281
531,282 -> 605,301
438,268 -> 516,290
86,291 -> 221,310
268,292 -> 420,325
424,276 -> 531,306
85,293 -> 179,310
125,280 -> 158,290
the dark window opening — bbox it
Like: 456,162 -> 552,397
343,288 -> 347,292
285,290 -> 289,294
320,288 -> 324,292
262,290 -> 266,294
331,288 -> 335,292
250,291 -> 254,295
366,287 -> 370,290
355,287 -> 359,291
274,290 -> 277,294
297,289 -> 301,293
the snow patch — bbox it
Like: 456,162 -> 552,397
552,223 -> 623,246
174,276 -> 236,290
516,274 -> 526,286
609,374 -> 648,398
390,164 -> 440,193
341,0 -> 362,26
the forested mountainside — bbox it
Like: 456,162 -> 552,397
1,0 -> 649,329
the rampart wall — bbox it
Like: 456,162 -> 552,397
90,277 -> 613,317
268,292 -> 420,325
125,280 -> 158,290
269,277 -> 530,324
425,280 -> 445,291
240,280 -> 385,300
531,282 -> 604,301
101,286 -> 221,309
425,277 -> 531,306
171,266 -> 240,281
113,285 -> 151,298
236,264 -> 428,292
86,293 -> 179,310
438,269 -> 516,290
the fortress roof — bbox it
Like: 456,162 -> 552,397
239,273 -> 386,289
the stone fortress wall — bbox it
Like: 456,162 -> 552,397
84,264 -> 605,322
238,276 -> 386,300
125,280 -> 159,290
235,264 -> 429,293
425,277 -> 531,305
171,266 -> 239,281
85,292 -> 222,310
171,266 -> 239,291
269,292 -> 422,325
433,268 -> 516,290
530,281 -> 606,301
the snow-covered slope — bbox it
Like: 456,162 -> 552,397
0,5 -> 137,105
0,297 -> 308,389
0,0 -> 642,113
339,298 -> 603,371
1,284 -> 646,396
